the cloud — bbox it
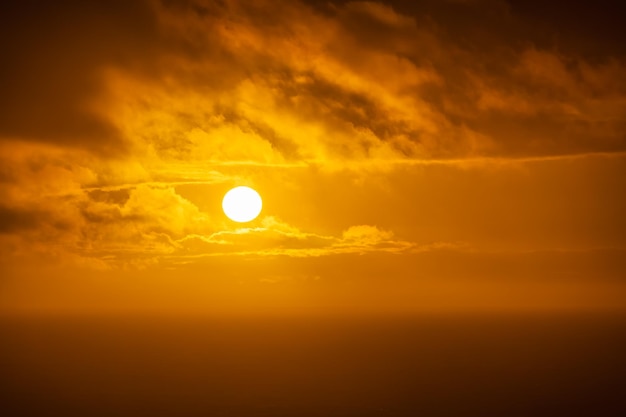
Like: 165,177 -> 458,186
168,0 -> 624,159
1,0 -> 625,270
2,139 -> 625,269
0,160 -> 425,267
174,218 -> 419,261
2,0 -> 625,163
0,206 -> 42,234
0,0 -> 164,154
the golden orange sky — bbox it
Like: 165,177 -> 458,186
1,0 -> 625,315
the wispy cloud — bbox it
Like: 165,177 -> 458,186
173,219 -> 425,260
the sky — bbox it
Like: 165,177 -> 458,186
1,0 -> 625,315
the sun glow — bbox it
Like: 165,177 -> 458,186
222,186 -> 263,222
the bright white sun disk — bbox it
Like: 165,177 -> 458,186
222,186 -> 262,222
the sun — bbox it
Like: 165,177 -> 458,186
222,186 -> 263,222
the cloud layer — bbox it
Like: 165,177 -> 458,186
1,1 -> 625,313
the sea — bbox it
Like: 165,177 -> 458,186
1,313 -> 625,416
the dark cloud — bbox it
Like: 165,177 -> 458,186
0,0 -> 160,154
86,189 -> 131,206
507,0 -> 626,59
0,206 -> 41,233
2,0 -> 624,159
216,0 -> 626,158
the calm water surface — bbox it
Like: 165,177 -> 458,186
1,314 -> 625,416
